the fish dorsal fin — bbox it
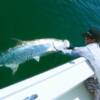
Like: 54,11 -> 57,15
33,56 -> 40,62
11,38 -> 26,45
6,64 -> 19,75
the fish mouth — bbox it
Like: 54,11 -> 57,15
63,40 -> 70,49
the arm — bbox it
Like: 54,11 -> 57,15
61,46 -> 87,57
61,48 -> 81,57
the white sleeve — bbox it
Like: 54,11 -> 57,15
61,47 -> 85,57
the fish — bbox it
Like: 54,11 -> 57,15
0,38 -> 70,74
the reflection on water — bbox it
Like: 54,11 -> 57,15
0,0 -> 100,88
72,0 -> 100,26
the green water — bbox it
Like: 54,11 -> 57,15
0,0 -> 100,88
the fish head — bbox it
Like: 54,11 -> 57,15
53,39 -> 70,51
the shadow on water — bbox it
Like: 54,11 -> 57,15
13,52 -> 73,84
0,67 -> 13,88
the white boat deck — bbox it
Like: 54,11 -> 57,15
0,57 -> 94,100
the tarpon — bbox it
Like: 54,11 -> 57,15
0,38 -> 70,74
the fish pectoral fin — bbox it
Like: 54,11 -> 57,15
33,56 -> 40,62
6,64 -> 19,75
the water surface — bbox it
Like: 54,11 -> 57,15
0,0 -> 100,88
